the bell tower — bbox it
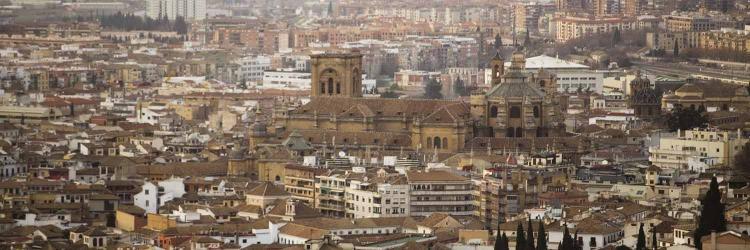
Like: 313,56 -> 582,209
310,51 -> 363,98
489,52 -> 504,87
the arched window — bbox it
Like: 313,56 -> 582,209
336,82 -> 341,94
490,106 -> 498,117
510,106 -> 521,118
275,176 -> 281,182
320,81 -> 326,94
533,106 -> 540,118
433,137 -> 442,149
506,128 -> 515,137
516,127 -> 523,138
442,137 -> 448,149
327,78 -> 334,95
493,65 -> 500,78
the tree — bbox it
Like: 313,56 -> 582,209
526,218 -> 535,250
380,90 -> 400,99
561,225 -> 574,250
327,0 -> 334,17
636,223 -> 646,250
524,31 -> 531,47
651,226 -> 658,250
516,222 -> 526,250
453,76 -> 467,96
174,16 -> 188,35
612,28 -> 621,45
734,141 -> 750,174
664,106 -> 708,131
423,78 -> 443,99
496,231 -> 509,250
494,33 -> 503,51
673,38 -> 679,57
495,231 -> 504,250
615,246 -> 633,250
694,177 -> 727,249
537,220 -> 547,250
573,231 -> 582,250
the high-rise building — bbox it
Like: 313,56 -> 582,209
593,0 -> 622,16
514,3 -> 544,34
145,0 -> 206,21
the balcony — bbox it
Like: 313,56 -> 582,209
318,203 -> 345,211
411,200 -> 474,206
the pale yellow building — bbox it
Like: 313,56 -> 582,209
649,128 -> 748,169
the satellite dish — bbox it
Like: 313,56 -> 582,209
338,151 -> 346,158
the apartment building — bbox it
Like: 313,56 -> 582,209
235,55 -> 271,84
145,0 -> 206,21
261,70 -> 311,90
345,174 -> 409,218
315,171 -> 360,217
406,170 -> 474,217
554,15 -> 636,42
663,12 -> 738,32
646,32 -> 700,51
514,3 -> 545,34
698,27 -> 750,53
283,165 -> 322,206
649,128 -> 748,170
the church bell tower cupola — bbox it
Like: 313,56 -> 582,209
310,51 -> 364,98
490,52 -> 504,87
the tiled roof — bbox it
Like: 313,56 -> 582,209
246,182 -> 290,197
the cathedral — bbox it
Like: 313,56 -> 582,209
471,51 -> 564,138
262,50 -> 566,158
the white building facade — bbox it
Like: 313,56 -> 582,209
145,0 -> 206,21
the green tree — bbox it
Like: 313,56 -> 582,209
524,31 -> 531,47
613,28 -> 621,45
496,231 -> 509,250
453,76 -> 467,96
651,226 -> 658,250
664,106 -> 708,131
174,16 -> 188,35
327,0 -> 334,16
694,177 -> 727,249
494,33 -> 503,51
734,141 -> 750,174
561,225 -> 574,250
516,222 -> 526,250
495,231 -> 504,250
673,38 -> 679,57
537,220 -> 547,250
423,78 -> 443,99
636,223 -> 646,250
380,90 -> 400,99
526,218 -> 535,250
